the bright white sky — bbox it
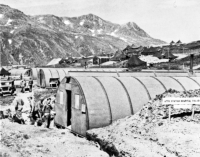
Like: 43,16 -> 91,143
1,0 -> 200,43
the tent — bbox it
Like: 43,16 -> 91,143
55,75 -> 200,136
0,67 -> 10,76
162,51 -> 177,60
127,55 -> 146,67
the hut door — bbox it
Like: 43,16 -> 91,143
40,71 -> 42,87
66,90 -> 71,126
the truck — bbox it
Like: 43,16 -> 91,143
0,80 -> 15,96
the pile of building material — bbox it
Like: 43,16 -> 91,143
87,89 -> 200,157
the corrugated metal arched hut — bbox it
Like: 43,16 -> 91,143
9,68 -> 30,76
55,75 -> 200,136
30,68 -> 40,80
38,68 -> 127,88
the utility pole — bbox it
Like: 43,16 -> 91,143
168,48 -> 170,71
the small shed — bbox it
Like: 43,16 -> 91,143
93,56 -> 110,65
55,75 -> 200,136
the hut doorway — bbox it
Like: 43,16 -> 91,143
66,90 -> 72,126
40,71 -> 42,87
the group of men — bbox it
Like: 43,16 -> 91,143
20,78 -> 33,93
12,95 -> 56,128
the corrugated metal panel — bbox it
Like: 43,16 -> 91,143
49,69 -> 59,78
119,72 -> 155,77
68,72 -> 118,77
42,69 -> 52,88
189,77 -> 200,87
155,72 -> 188,77
73,77 -> 111,129
55,78 -> 67,127
136,77 -> 166,99
115,77 -> 150,113
153,77 -> 184,91
172,77 -> 200,90
57,69 -> 67,81
95,77 -> 132,121
9,69 -> 29,76
30,68 -> 38,80
195,72 -> 200,77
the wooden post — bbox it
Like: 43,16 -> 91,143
168,105 -> 171,122
192,105 -> 195,120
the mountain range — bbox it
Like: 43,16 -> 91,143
0,4 -> 166,66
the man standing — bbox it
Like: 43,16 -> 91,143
13,97 -> 25,124
20,79 -> 26,93
29,78 -> 33,92
42,98 -> 53,128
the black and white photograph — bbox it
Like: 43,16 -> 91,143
0,0 -> 200,156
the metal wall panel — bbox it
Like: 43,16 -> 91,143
42,69 -> 52,88
68,72 -> 118,77
54,78 -> 68,127
172,77 -> 200,90
153,77 -> 184,91
30,68 -> 39,80
9,69 -> 29,76
49,69 -> 59,78
155,72 -> 188,77
73,77 -> 111,129
119,72 -> 155,77
135,77 -> 166,99
57,69 -> 67,81
116,77 -> 150,113
189,77 -> 200,87
96,77 -> 132,121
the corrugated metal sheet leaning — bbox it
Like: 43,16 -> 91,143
55,75 -> 200,136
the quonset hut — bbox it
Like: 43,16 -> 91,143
38,68 -> 127,88
55,75 -> 200,136
30,68 -> 40,80
9,68 -> 30,76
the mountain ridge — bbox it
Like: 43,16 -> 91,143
0,4 -> 166,66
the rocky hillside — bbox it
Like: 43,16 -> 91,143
0,4 -> 165,66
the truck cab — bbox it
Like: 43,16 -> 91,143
0,80 -> 15,96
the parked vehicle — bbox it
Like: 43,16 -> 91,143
0,80 -> 15,96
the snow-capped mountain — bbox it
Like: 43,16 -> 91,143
0,4 -> 165,66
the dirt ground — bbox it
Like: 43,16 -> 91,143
87,89 -> 200,157
0,119 -> 108,157
0,87 -> 108,157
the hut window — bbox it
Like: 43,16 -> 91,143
60,91 -> 63,104
81,104 -> 86,113
75,94 -> 80,109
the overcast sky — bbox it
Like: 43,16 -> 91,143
1,0 -> 200,43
